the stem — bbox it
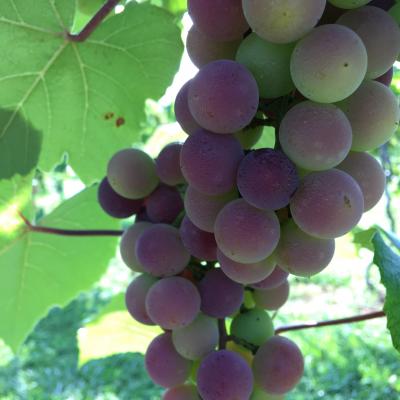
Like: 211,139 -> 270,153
218,319 -> 229,350
67,0 -> 120,42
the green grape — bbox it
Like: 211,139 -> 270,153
77,0 -> 105,15
251,387 -> 285,400
231,308 -> 275,346
328,0 -> 371,8
235,125 -> 263,150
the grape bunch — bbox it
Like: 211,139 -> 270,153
97,1 -> 400,399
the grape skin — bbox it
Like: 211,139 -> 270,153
328,0 -> 371,8
155,143 -> 185,186
163,384 -> 200,400
175,81 -> 201,135
251,387 -> 284,400
250,267 -> 289,291
253,280 -> 290,311
235,125 -> 263,150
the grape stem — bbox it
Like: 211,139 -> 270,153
67,0 -> 120,42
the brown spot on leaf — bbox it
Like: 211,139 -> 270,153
116,117 -> 125,127
104,112 -> 114,120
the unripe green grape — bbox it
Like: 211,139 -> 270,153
328,0 -> 371,8
235,125 -> 263,150
251,387 -> 285,400
77,0 -> 105,15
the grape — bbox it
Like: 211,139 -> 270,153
163,384 -> 200,400
250,267 -> 289,291
253,336 -> 304,395
125,274 -> 158,325
218,249 -> 276,285
120,222 -> 152,272
136,224 -> 190,277
198,269 -> 244,318
180,129 -> 244,195
107,148 -> 159,199
375,67 -> 394,87
175,81 -> 201,135
276,220 -> 335,277
179,216 -> 217,261
279,101 -> 352,171
236,33 -> 295,98
337,81 -> 400,151
337,152 -> 386,211
253,281 -> 290,310
97,177 -> 144,218
237,149 -> 299,210
369,0 -> 395,10
290,24 -> 368,103
146,185 -> 183,224
77,0 -> 104,15
135,208 -> 152,223
290,169 -> 364,239
214,199 -> 280,263
145,332 -> 192,388
145,277 -> 201,330
242,0 -> 326,44
197,350 -> 254,400
231,308 -> 274,346
172,314 -> 219,360
337,6 -> 400,78
188,0 -> 249,41
186,26 -> 240,68
188,60 -> 259,134
226,341 -> 254,366
155,143 -> 185,186
251,387 -> 284,400
328,0 -> 371,8
184,185 -> 238,233
235,125 -> 263,150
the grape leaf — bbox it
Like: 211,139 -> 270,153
0,1 -> 183,182
372,232 -> 400,353
0,186 -> 119,352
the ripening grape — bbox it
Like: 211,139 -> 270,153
180,129 -> 244,195
163,384 -> 200,400
235,125 -> 263,150
186,26 -> 240,68
337,81 -> 400,151
97,177 -> 144,218
375,67 -> 394,87
253,336 -> 304,395
146,185 -> 183,224
120,222 -> 151,272
218,249 -> 276,285
145,333 -> 192,388
251,387 -> 284,400
145,277 -> 201,330
276,220 -> 335,277
188,60 -> 259,133
155,143 -> 185,186
253,280 -> 290,310
175,81 -> 201,135
236,33 -> 295,98
188,0 -> 249,41
337,152 -> 386,211
290,169 -> 364,239
328,0 -> 371,8
180,216 -> 218,261
136,224 -> 190,277
172,314 -> 219,360
337,6 -> 400,78
231,308 -> 275,346
290,24 -> 368,103
279,101 -> 352,171
237,149 -> 299,210
125,274 -> 158,325
198,269 -> 244,318
107,148 -> 159,199
250,267 -> 289,291
214,199 -> 280,263
197,350 -> 254,400
77,0 -> 104,15
242,0 -> 326,44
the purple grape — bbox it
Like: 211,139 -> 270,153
180,216 -> 218,261
146,185 -> 183,224
136,224 -> 190,277
135,208 -> 152,222
163,384 -> 200,400
214,199 -> 280,263
237,149 -> 299,210
175,81 -> 201,135
197,350 -> 254,400
155,143 -> 185,186
290,169 -> 364,239
184,185 -> 238,232
97,177 -> 144,218
188,60 -> 259,134
375,67 -> 394,87
253,281 -> 290,311
180,129 -> 244,195
253,336 -> 304,395
145,333 -> 192,388
250,267 -> 289,291
145,277 -> 201,330
198,269 -> 244,318
125,274 -> 158,325
218,249 -> 276,285
188,0 -> 249,41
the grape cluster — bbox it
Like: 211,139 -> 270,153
98,1 -> 400,399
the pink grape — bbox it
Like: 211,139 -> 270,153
163,384 -> 200,400
253,280 -> 290,311
175,81 -> 201,135
146,185 -> 183,224
155,143 -> 185,186
250,267 -> 289,291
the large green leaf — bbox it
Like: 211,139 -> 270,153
0,186 -> 119,352
0,1 -> 183,182
372,232 -> 400,353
